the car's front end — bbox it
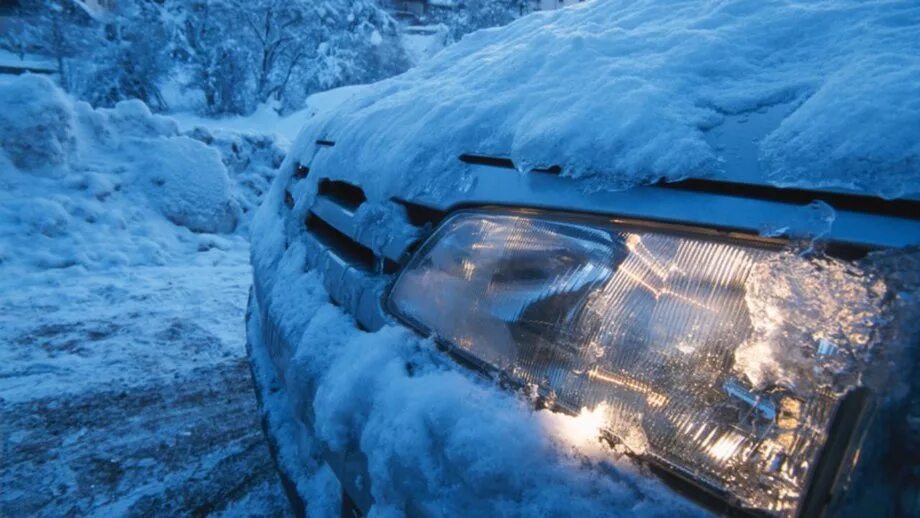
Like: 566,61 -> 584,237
246,2 -> 920,515
247,139 -> 920,516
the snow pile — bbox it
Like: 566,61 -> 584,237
0,76 -> 294,515
292,0 -> 920,199
0,75 -> 75,172
135,136 -> 236,233
0,74 -> 282,273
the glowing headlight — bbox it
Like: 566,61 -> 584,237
388,209 -> 883,516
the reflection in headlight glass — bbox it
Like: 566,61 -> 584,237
389,211 -> 884,515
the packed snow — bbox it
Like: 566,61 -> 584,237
291,0 -> 920,200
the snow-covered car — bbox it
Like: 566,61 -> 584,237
247,1 -> 920,516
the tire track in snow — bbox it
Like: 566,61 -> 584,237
1,359 -> 290,516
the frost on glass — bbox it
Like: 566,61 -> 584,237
389,212 -> 890,516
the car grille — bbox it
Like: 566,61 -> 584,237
284,146 -> 445,331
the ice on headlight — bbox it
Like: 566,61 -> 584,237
389,211 -> 886,516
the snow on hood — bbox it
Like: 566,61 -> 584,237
292,0 -> 920,200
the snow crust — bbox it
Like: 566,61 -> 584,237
291,0 -> 920,200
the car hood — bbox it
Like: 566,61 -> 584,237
287,0 -> 919,208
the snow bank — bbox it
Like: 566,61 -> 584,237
0,74 -> 281,273
0,75 -> 75,173
292,0 -> 920,199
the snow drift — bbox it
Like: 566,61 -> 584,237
0,74 -> 282,273
291,0 -> 920,200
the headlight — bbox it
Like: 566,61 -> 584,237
388,209 -> 883,516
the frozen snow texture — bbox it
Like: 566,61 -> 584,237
292,0 -> 920,199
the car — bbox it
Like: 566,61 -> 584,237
247,2 -> 920,516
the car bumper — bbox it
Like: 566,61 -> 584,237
246,284 -> 381,515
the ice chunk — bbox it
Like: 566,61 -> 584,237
734,252 -> 886,392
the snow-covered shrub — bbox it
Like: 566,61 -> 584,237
73,1 -> 173,111
424,0 -> 524,43
74,99 -> 181,144
0,74 -> 75,174
164,0 -> 409,115
134,137 -> 238,234
186,128 -> 286,227
5,0 -> 409,116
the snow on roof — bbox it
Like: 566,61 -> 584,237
296,0 -> 920,200
0,49 -> 57,73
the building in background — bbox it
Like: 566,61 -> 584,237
385,0 -> 580,22
529,0 -> 585,10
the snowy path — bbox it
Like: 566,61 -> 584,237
0,246 -> 291,516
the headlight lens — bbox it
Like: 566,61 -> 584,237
389,210 -> 883,515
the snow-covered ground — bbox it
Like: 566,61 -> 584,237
0,74 -> 292,515
0,256 -> 293,516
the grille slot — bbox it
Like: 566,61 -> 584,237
459,153 -> 561,175
395,199 -> 447,228
459,153 -> 515,169
306,213 -> 376,270
305,212 -> 398,274
293,163 -> 310,179
318,179 -> 367,211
